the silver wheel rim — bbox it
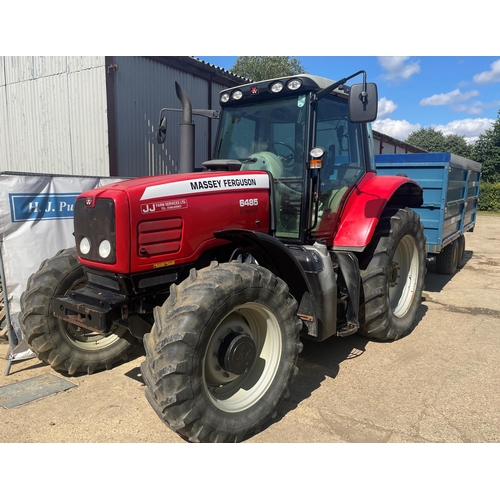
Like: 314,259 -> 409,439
59,277 -> 123,351
388,234 -> 420,318
203,303 -> 282,413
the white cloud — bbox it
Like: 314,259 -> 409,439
420,88 -> 479,106
378,57 -> 420,81
374,117 -> 494,145
451,99 -> 500,115
434,118 -> 495,144
373,118 -> 421,141
378,97 -> 398,117
473,59 -> 500,84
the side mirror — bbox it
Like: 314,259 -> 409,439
157,115 -> 167,144
348,82 -> 378,123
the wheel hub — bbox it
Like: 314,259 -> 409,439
389,262 -> 400,287
218,332 -> 256,375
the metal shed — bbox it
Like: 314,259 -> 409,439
0,56 -> 247,178
372,129 -> 426,155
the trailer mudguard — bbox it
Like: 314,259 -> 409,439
333,172 -> 423,251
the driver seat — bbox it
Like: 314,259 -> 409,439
240,152 -> 284,179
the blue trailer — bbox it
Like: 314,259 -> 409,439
375,152 -> 482,275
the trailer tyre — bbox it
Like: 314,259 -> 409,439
20,247 -> 136,375
436,239 -> 459,275
358,206 -> 426,341
141,262 -> 302,443
456,235 -> 466,269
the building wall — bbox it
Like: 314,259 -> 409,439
373,132 -> 425,155
0,56 -> 109,176
112,56 -> 230,178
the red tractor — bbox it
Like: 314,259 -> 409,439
20,71 -> 426,442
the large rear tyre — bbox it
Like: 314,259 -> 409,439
20,248 -> 136,375
358,207 -> 426,341
141,261 -> 302,443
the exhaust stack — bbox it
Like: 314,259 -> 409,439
176,82 -> 195,174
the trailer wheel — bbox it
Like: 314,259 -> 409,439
20,248 -> 136,375
141,262 -> 302,443
436,239 -> 459,275
358,206 -> 426,341
456,235 -> 466,269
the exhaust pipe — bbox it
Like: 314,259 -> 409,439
175,82 -> 195,174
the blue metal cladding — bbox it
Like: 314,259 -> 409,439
375,152 -> 481,254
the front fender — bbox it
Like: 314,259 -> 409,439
214,229 -> 311,303
333,172 -> 423,251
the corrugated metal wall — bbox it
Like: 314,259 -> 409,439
0,56 -> 109,176
113,57 -> 228,177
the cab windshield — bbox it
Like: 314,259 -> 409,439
215,95 -> 308,239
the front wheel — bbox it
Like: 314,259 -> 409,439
358,207 -> 426,341
20,248 -> 136,375
141,262 -> 303,443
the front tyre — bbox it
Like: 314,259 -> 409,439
20,248 -> 136,375
358,207 -> 426,341
141,262 -> 302,443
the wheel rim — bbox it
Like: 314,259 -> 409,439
59,277 -> 123,351
203,303 -> 282,413
388,234 -> 420,318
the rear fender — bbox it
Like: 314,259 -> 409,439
333,172 -> 423,251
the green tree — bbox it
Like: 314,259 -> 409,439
444,134 -> 473,159
406,127 -> 473,158
472,110 -> 500,183
406,127 -> 447,152
230,56 -> 306,81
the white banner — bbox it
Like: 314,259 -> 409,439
0,173 -> 125,360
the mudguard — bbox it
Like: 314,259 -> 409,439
333,172 -> 423,251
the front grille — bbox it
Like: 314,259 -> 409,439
74,198 -> 116,263
138,217 -> 182,256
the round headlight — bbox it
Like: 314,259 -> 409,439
232,90 -> 243,100
310,147 -> 326,159
80,237 -> 91,255
220,92 -> 230,103
270,81 -> 284,93
287,79 -> 302,91
99,240 -> 112,259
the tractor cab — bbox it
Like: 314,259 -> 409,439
212,73 -> 378,245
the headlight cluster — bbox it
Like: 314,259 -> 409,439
79,237 -> 112,259
271,79 -> 302,93
221,89 -> 243,102
220,78 -> 303,104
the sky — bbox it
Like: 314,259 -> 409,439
195,56 -> 500,145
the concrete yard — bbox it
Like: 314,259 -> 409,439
1,214 -> 499,445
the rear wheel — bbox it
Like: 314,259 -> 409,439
20,248 -> 136,375
456,235 -> 466,269
436,239 -> 459,275
141,261 -> 302,443
358,206 -> 426,341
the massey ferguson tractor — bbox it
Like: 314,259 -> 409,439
20,70 -> 426,443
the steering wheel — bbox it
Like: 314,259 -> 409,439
269,142 -> 295,168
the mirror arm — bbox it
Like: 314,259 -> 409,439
312,70 -> 367,102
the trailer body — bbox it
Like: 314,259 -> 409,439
375,152 -> 481,255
